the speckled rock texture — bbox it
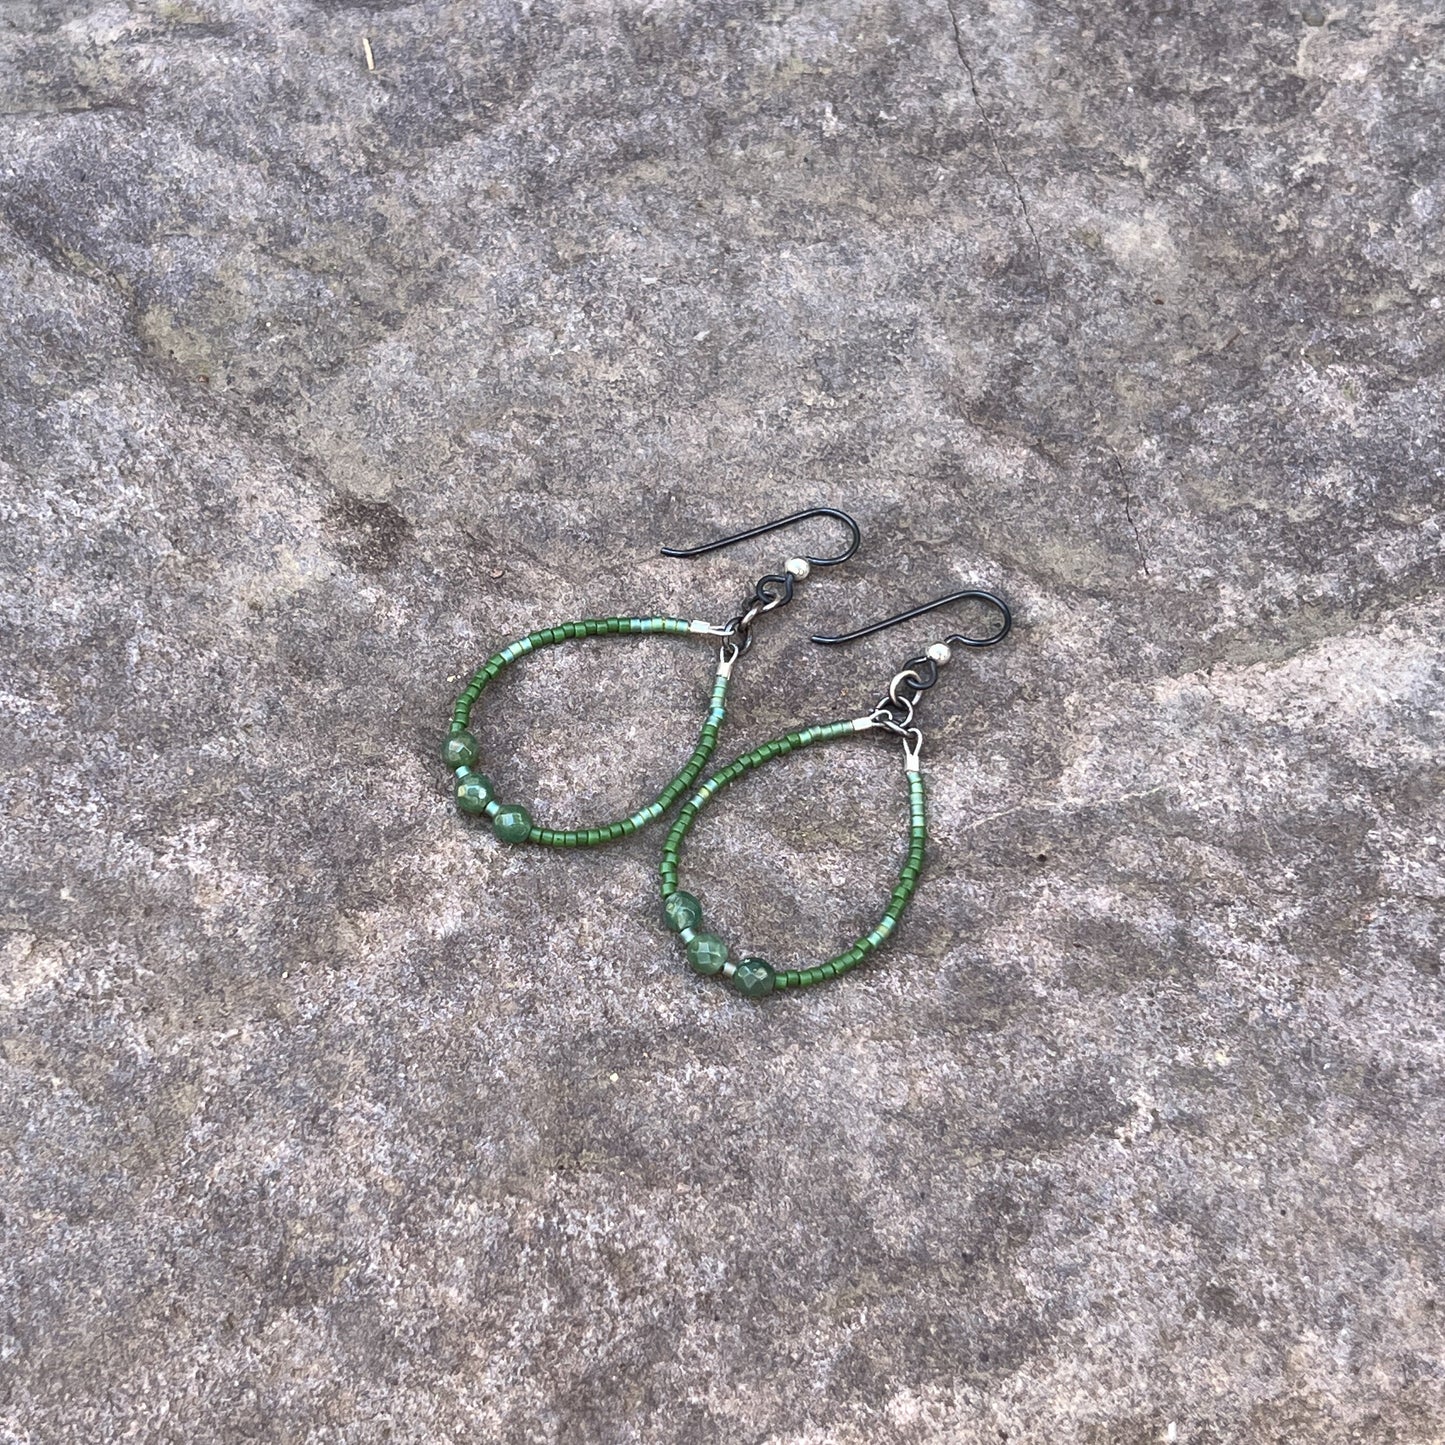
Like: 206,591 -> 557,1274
2,1 -> 1443,1440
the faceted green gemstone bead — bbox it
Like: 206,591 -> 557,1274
687,932 -> 728,977
492,803 -> 533,843
663,890 -> 703,932
732,958 -> 775,999
442,731 -> 479,769
455,772 -> 495,815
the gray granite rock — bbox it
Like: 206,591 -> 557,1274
2,0 -> 1442,1440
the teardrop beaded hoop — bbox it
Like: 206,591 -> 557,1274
658,717 -> 926,997
440,509 -> 863,850
656,583 -> 1014,998
445,617 -> 731,847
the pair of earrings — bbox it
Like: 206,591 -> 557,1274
441,508 -> 1012,999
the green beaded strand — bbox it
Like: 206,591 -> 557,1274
658,722 -> 927,997
445,617 -> 731,847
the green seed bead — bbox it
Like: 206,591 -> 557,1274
687,932 -> 729,977
732,958 -> 775,999
455,772 -> 495,815
443,730 -> 480,769
663,891 -> 703,932
492,803 -> 533,843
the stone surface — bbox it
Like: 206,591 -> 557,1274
2,0 -> 1443,1440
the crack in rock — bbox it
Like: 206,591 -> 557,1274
945,0 -> 1048,297
1106,443 -> 1151,577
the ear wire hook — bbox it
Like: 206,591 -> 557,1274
812,589 -> 1013,765
663,507 -> 863,662
660,507 -> 861,568
810,588 -> 1012,648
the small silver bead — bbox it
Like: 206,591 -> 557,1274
783,556 -> 811,580
926,642 -> 952,665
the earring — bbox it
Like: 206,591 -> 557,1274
442,508 -> 862,848
657,588 -> 1013,996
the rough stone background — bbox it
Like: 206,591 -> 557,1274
2,0 -> 1443,1440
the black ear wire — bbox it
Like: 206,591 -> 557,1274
810,588 -> 1012,648
660,506 -> 861,567
663,507 -> 864,660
